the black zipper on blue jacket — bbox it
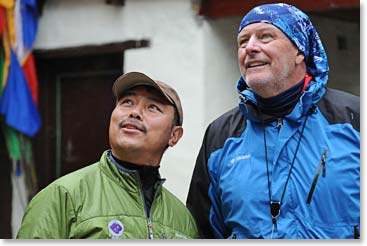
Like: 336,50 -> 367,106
277,118 -> 283,132
306,149 -> 327,204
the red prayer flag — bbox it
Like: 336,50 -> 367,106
21,53 -> 38,105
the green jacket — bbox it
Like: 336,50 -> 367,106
17,151 -> 198,239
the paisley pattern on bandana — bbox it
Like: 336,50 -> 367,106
236,3 -> 329,95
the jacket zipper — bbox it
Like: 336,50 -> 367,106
306,149 -> 327,204
135,172 -> 155,239
277,118 -> 283,132
147,217 -> 154,239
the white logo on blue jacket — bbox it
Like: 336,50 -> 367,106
230,154 -> 251,164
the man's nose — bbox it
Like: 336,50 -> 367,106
129,107 -> 143,120
245,36 -> 260,53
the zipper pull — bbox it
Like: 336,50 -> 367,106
239,95 -> 247,103
306,149 -> 328,204
277,118 -> 283,132
321,150 -> 327,177
147,217 -> 154,239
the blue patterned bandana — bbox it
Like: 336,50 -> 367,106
237,3 -> 329,92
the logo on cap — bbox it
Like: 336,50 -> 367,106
108,220 -> 124,238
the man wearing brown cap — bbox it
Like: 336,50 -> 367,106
17,72 -> 198,239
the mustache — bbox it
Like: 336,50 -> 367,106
118,119 -> 147,132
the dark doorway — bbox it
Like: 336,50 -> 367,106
34,53 -> 121,189
57,72 -> 116,176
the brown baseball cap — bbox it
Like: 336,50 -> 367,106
112,72 -> 183,126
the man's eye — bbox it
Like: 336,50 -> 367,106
261,33 -> 273,41
239,38 -> 249,47
120,99 -> 133,105
148,104 -> 161,111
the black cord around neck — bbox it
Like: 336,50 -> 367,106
263,106 -> 315,228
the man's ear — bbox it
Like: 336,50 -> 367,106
168,126 -> 183,147
296,52 -> 305,65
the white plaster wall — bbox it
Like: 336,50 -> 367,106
202,16 -> 242,125
34,0 -> 132,48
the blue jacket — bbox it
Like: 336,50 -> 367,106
187,80 -> 360,239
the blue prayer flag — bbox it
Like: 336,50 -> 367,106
0,49 -> 41,137
21,0 -> 38,49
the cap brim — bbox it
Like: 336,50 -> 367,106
113,72 -> 173,104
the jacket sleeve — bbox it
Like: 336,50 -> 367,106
207,151 -> 231,239
186,107 -> 246,238
16,183 -> 76,239
186,125 -> 215,239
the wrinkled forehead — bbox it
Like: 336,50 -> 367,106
238,22 -> 283,37
237,22 -> 298,51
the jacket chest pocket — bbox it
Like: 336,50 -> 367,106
306,149 -> 327,204
303,149 -> 360,238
